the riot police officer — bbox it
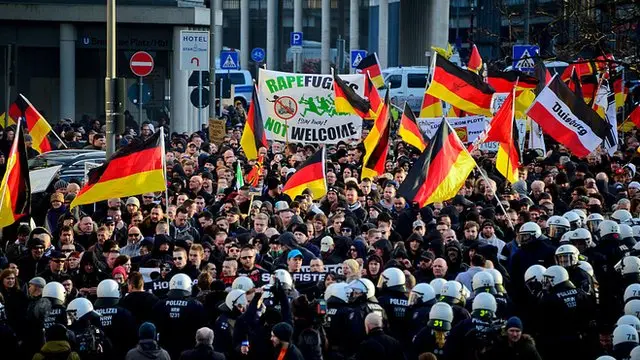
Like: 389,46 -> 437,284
42,281 -> 68,330
406,283 -> 437,338
613,324 -> 639,360
412,302 -> 454,358
555,244 -> 596,298
377,267 -> 411,345
93,279 -> 137,359
443,292 -> 498,359
152,273 -> 206,359
438,280 -> 471,327
212,289 -> 248,356
66,297 -> 111,360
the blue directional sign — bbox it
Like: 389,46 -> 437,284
220,50 -> 239,70
350,50 -> 368,68
251,47 -> 265,63
512,45 -> 539,72
290,32 -> 303,46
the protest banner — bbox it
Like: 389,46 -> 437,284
258,69 -> 366,144
418,115 -> 487,144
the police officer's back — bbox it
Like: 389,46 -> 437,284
405,283 -> 436,338
42,282 -> 69,331
66,297 -> 111,360
93,279 -> 137,359
443,292 -> 498,360
376,268 -> 411,345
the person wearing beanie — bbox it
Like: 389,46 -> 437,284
33,324 -> 81,360
46,192 -> 67,236
484,316 -> 542,360
54,179 -> 69,193
271,322 -> 304,360
179,327 -> 225,360
125,322 -> 170,360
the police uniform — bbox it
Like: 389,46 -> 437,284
377,289 -> 410,345
94,299 -> 137,359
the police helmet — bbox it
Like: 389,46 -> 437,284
272,269 -> 294,290
555,244 -> 580,267
587,213 -> 605,233
622,224 -> 635,240
572,209 -> 587,226
559,230 -> 574,245
618,315 -> 640,332
599,220 -> 621,237
325,282 -> 349,303
625,299 -> 640,318
631,345 -> 640,360
67,298 -> 96,322
439,280 -> 467,305
169,273 -> 193,292
225,289 -> 248,311
409,283 -> 436,306
633,225 -> 640,240
613,209 -> 634,224
625,284 -> 640,304
472,271 -> 496,294
42,282 -> 66,303
525,264 -> 546,285
347,279 -> 370,302
518,222 -> 542,245
615,256 -> 640,275
471,293 -> 497,319
595,356 -> 616,360
578,261 -> 594,277
547,216 -> 571,238
359,278 -> 376,299
232,276 -> 255,291
563,211 -> 582,230
485,269 -> 506,295
430,278 -> 447,295
427,302 -> 454,331
543,265 -> 570,288
97,279 -> 120,299
377,267 -> 406,289
571,228 -> 594,248
613,324 -> 639,346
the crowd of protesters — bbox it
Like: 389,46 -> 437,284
2,101 -> 640,360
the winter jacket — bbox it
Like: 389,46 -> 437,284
486,334 -> 542,360
125,339 -> 171,360
355,327 -> 407,360
32,340 -> 81,360
272,343 -> 305,360
179,344 -> 226,360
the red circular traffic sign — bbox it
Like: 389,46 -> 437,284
129,51 -> 154,77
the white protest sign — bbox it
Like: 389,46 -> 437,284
258,69 -> 365,144
417,116 -> 488,144
30,165 -> 62,194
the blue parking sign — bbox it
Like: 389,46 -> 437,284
290,32 -> 303,47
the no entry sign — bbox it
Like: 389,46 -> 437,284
130,51 -> 154,77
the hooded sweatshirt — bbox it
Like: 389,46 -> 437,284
33,341 -> 81,360
125,339 -> 171,360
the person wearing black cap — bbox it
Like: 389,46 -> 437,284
125,322 -> 171,360
18,228 -> 51,283
260,177 -> 292,206
485,316 -> 542,360
39,250 -> 67,283
271,322 -> 304,360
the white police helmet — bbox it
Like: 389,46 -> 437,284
613,209 -> 633,224
626,284 -> 640,304
430,278 -> 447,295
631,345 -> 640,360
325,282 -> 349,303
42,282 -> 66,303
595,356 -> 617,360
572,209 -> 587,226
563,211 -> 582,230
232,276 -> 255,291
518,222 -> 542,245
618,314 -> 640,332
555,244 -> 580,267
578,261 -> 594,277
559,230 -> 574,245
599,220 -> 621,237
97,279 -> 120,298
409,283 -> 436,306
547,216 -> 571,238
347,279 -> 374,301
67,297 -> 96,322
169,273 -> 193,292
359,278 -> 376,299
587,213 -> 605,233
472,271 -> 496,293
621,224 -> 635,240
615,256 -> 640,275
525,264 -> 547,284
427,302 -> 454,331
272,269 -> 294,290
225,289 -> 248,310
485,269 -> 506,294
625,299 -> 640,318
613,324 -> 639,346
543,265 -> 570,288
440,280 -> 468,304
377,267 -> 406,289
571,228 -> 593,248
472,292 -> 497,317
633,225 -> 640,239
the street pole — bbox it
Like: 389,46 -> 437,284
105,0 -> 116,157
4,44 -> 10,127
209,0 -> 216,119
198,71 -> 203,126
524,0 -> 530,44
139,76 -> 143,124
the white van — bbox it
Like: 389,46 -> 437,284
378,67 -> 430,113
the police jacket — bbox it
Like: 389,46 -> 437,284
94,298 -> 137,359
152,290 -> 206,359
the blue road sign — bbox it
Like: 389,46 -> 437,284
251,48 -> 265,63
128,83 -> 152,105
512,45 -> 539,72
290,32 -> 303,46
220,51 -> 239,70
350,50 -> 368,68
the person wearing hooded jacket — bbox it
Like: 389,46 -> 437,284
444,241 -> 468,279
274,232 -> 316,267
73,251 -> 109,302
125,322 -> 171,360
33,324 -> 81,360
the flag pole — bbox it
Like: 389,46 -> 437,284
159,127 -> 169,208
505,78 -> 519,185
445,119 -> 515,230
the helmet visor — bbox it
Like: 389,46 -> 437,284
587,220 -> 602,233
408,292 -> 421,306
556,254 -> 575,267
548,225 -> 568,239
517,232 -> 534,245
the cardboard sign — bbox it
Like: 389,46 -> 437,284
209,118 -> 226,145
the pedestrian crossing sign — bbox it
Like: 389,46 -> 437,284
512,45 -> 539,72
220,51 -> 239,70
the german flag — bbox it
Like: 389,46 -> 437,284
361,91 -> 391,179
561,61 -> 595,82
484,91 -> 520,183
534,59 -> 552,95
283,147 -> 326,200
398,120 -> 475,206
356,53 -> 384,89
426,54 -> 495,116
246,154 -> 264,187
70,129 -> 166,209
334,73 -> 371,118
627,105 -> 640,129
447,106 -> 466,118
420,91 -> 443,118
399,103 -> 428,152
467,44 -> 483,74
365,75 -> 383,119
568,68 -> 584,99
580,74 -> 599,106
8,94 -> 54,154
0,123 -> 31,228
611,70 -> 627,109
486,70 -> 538,93
240,86 -> 268,161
